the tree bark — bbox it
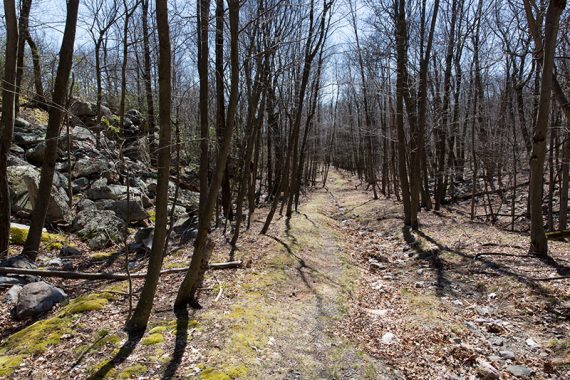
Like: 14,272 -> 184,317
22,0 -> 79,261
0,0 -> 19,258
126,0 -> 172,332
526,0 -> 565,256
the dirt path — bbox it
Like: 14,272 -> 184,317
187,171 -> 394,379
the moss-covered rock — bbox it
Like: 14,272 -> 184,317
200,365 -> 248,380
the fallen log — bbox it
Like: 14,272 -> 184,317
0,261 -> 242,281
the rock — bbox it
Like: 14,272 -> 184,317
4,285 -> 22,304
134,227 -> 154,250
8,154 -> 29,167
123,137 -> 150,164
60,246 -> 81,257
14,281 -> 66,319
1,255 -> 37,269
13,131 -> 45,147
72,177 -> 89,192
14,117 -> 32,130
22,169 -> 72,223
106,199 -> 149,223
85,183 -> 129,201
76,198 -> 96,212
500,350 -> 516,360
25,141 -> 64,166
489,337 -> 504,346
46,258 -> 63,267
381,332 -> 397,345
10,144 -> 24,154
70,100 -> 112,128
0,276 -> 23,287
73,158 -> 111,179
71,126 -> 97,143
72,210 -> 126,249
488,355 -> 501,362
506,365 -> 535,378
126,109 -> 144,125
526,338 -> 540,349
94,199 -> 114,210
366,309 -> 389,318
476,360 -> 500,379
452,299 -> 464,306
476,306 -> 493,316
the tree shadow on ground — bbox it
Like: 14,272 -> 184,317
162,307 -> 193,379
402,226 -> 568,321
88,330 -> 144,380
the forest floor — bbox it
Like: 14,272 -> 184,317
0,170 -> 569,379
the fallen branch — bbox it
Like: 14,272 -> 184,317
0,261 -> 242,281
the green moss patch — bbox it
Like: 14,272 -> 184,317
200,365 -> 248,380
62,293 -> 113,315
1,317 -> 71,356
0,355 -> 24,377
141,333 -> 164,346
116,364 -> 147,379
9,225 -> 66,248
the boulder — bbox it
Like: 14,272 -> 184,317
4,285 -> 22,304
105,199 -> 149,223
134,227 -> 154,250
71,126 -> 97,144
85,183 -> 130,201
14,117 -> 32,130
72,177 -> 89,193
25,141 -> 65,166
72,210 -> 126,249
59,245 -> 81,257
76,198 -> 96,212
123,137 -> 150,164
73,158 -> 111,179
70,100 -> 112,118
13,281 -> 66,319
22,169 -> 72,223
126,109 -> 144,125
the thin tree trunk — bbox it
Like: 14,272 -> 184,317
0,0 -> 19,257
126,0 -> 172,332
22,0 -> 79,260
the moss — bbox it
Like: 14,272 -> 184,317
9,225 -> 66,247
200,365 -> 248,380
62,293 -> 112,315
148,210 -> 156,223
0,355 -> 24,377
549,338 -> 570,352
89,251 -> 115,260
116,364 -> 147,379
47,241 -> 64,251
141,333 -> 164,346
1,317 -> 71,356
148,326 -> 168,334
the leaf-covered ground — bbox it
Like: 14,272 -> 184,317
0,170 -> 568,379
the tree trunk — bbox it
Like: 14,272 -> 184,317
526,0 -> 565,256
126,0 -> 172,332
22,0 -> 79,261
175,0 -> 240,308
0,0 -> 19,257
